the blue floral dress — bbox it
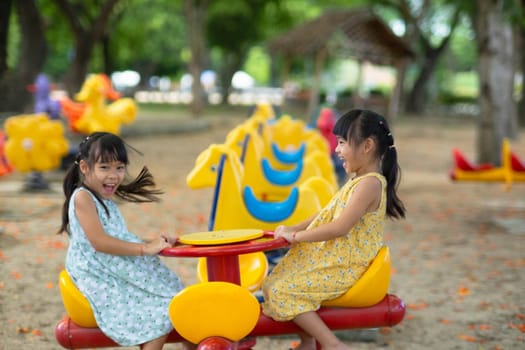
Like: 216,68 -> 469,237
262,173 -> 386,321
65,187 -> 184,346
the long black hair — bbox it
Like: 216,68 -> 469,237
58,132 -> 163,234
333,109 -> 406,219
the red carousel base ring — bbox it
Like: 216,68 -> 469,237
55,294 -> 405,349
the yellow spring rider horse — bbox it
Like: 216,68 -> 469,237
186,143 -> 332,231
72,74 -> 137,135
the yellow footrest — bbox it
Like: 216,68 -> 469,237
169,281 -> 260,344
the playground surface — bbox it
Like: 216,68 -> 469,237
0,111 -> 524,350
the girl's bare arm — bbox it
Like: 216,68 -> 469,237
74,190 -> 170,256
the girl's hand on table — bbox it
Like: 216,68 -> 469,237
274,225 -> 297,244
161,234 -> 178,246
143,235 -> 172,255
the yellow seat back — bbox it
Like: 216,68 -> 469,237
58,270 -> 97,327
197,252 -> 268,292
169,281 -> 260,344
322,246 -> 391,308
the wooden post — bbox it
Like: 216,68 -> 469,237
388,58 -> 407,123
307,48 -> 327,119
352,59 -> 364,108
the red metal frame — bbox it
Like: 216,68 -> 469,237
56,295 -> 405,349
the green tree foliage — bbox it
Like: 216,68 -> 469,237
110,0 -> 186,79
372,0 -> 465,114
39,0 -> 186,83
38,0 -> 73,79
51,0 -> 123,93
205,0 -> 286,93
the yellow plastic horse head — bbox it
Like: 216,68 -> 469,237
73,74 -> 137,135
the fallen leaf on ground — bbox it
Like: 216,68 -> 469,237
47,240 -> 66,249
457,334 -> 477,342
507,323 -> 525,333
379,327 -> 391,335
407,302 -> 428,310
457,286 -> 470,296
16,326 -> 30,334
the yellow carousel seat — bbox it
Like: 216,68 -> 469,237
168,281 -> 260,344
58,270 -> 97,327
322,246 -> 391,308
197,252 -> 269,292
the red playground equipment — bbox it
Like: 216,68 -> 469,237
0,130 -> 14,176
55,230 -> 405,349
450,138 -> 525,189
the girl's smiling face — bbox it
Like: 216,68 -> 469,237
80,159 -> 126,199
335,136 -> 378,176
335,136 -> 361,174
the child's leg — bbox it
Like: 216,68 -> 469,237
181,341 -> 197,350
294,330 -> 316,350
293,311 -> 350,350
140,334 -> 168,350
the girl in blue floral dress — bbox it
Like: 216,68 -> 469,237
58,132 -> 192,350
262,109 -> 406,350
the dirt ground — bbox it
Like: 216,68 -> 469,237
0,110 -> 524,350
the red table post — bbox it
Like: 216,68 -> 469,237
206,255 -> 241,284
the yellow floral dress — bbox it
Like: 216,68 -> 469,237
262,172 -> 386,321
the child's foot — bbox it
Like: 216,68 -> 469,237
322,341 -> 351,350
292,338 -> 316,350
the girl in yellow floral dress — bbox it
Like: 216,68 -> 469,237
262,109 -> 406,350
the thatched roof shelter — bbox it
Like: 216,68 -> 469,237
267,8 -> 414,120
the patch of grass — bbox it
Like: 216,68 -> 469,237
449,71 -> 479,98
137,103 -> 253,120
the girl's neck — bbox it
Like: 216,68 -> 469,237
354,163 -> 380,177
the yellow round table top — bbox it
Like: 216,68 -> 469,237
178,229 -> 264,245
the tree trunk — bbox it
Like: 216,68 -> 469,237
388,58 -> 408,123
405,47 -> 441,114
65,33 -> 96,94
0,0 -> 46,113
0,0 -> 13,79
519,18 -> 525,126
219,52 -> 244,105
183,0 -> 208,118
102,35 -> 111,75
475,0 -> 517,165
402,6 -> 460,115
54,0 -> 120,95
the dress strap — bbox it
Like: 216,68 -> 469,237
353,172 -> 386,185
